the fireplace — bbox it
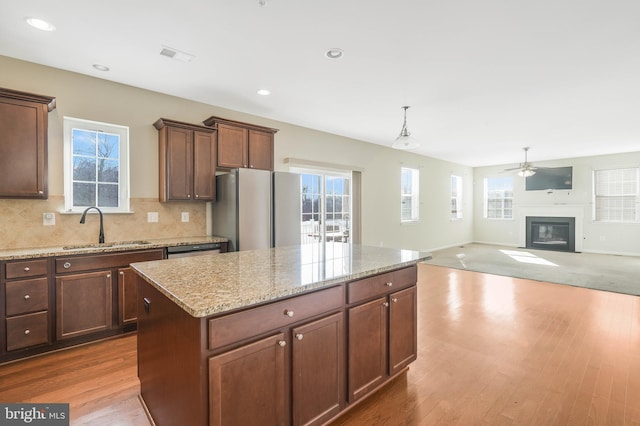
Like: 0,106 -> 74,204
525,216 -> 575,252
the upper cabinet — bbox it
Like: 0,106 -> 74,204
0,88 -> 56,199
154,118 -> 217,202
203,116 -> 278,171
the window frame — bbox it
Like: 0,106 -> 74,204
484,176 -> 514,220
401,167 -> 420,223
593,167 -> 640,223
63,116 -> 131,213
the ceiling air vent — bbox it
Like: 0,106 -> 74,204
159,46 -> 195,63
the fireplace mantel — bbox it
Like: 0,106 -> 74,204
515,205 -> 584,252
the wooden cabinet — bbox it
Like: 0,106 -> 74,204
203,116 -> 278,171
154,118 -> 216,202
347,266 -> 418,402
2,258 -> 51,352
136,265 -> 418,426
55,270 -> 113,340
0,87 -> 56,199
208,333 -> 287,426
118,267 -> 138,325
292,312 -> 344,426
54,249 -> 164,341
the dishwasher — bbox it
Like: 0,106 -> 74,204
166,242 -> 222,258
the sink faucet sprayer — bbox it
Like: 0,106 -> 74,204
80,206 -> 105,243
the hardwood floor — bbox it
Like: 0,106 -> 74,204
2,263 -> 639,425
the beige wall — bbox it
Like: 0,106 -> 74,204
0,55 -> 473,251
473,151 -> 640,256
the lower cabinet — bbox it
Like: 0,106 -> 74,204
291,312 -> 344,426
208,312 -> 344,426
347,267 -> 418,403
55,270 -> 113,340
118,267 -> 138,325
137,265 -> 417,426
0,248 -> 164,363
208,333 -> 287,426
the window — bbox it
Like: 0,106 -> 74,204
451,175 -> 463,220
300,171 -> 351,243
484,176 -> 513,219
593,167 -> 639,222
401,167 -> 419,222
63,117 -> 130,213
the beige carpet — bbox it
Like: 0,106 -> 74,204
424,243 -> 640,296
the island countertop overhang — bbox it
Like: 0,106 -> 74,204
131,243 -> 431,318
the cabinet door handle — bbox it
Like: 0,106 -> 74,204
391,298 -> 398,303
277,340 -> 287,347
383,302 -> 390,308
295,333 -> 304,341
385,282 -> 393,287
284,310 -> 294,317
24,329 -> 30,335
119,271 -> 124,276
24,294 -> 30,300
195,194 -> 199,198
63,262 -> 71,269
187,194 -> 191,198
24,266 -> 30,272
106,274 -> 111,278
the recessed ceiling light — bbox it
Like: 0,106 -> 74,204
92,64 -> 110,72
26,17 -> 56,32
325,48 -> 344,59
257,89 -> 271,96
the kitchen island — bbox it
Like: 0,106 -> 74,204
131,243 -> 431,426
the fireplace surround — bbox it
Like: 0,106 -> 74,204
525,216 -> 576,252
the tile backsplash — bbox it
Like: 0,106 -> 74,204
0,196 -> 207,249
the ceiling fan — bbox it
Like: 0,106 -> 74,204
503,147 -> 545,177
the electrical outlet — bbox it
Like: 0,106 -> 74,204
43,212 -> 55,226
148,212 -> 159,223
181,212 -> 189,222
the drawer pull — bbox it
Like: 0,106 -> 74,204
24,329 -> 30,335
24,294 -> 30,300
63,262 -> 71,269
295,333 -> 304,341
385,282 -> 393,287
383,302 -> 389,308
277,340 -> 287,347
284,310 -> 294,318
24,266 -> 30,272
392,297 -> 398,303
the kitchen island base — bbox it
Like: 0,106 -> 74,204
133,245 -> 427,426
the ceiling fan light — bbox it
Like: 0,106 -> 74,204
518,169 -> 535,177
392,106 -> 420,150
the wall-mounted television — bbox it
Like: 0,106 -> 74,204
525,166 -> 573,191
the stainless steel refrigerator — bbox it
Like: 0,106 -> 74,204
212,168 -> 301,251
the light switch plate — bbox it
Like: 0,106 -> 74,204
148,212 -> 159,223
181,212 -> 189,222
43,212 -> 55,226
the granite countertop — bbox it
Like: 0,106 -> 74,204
0,236 -> 228,261
131,243 -> 432,318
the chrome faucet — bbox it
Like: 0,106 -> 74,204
80,206 -> 105,243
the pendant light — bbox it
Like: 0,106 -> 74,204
392,106 -> 420,150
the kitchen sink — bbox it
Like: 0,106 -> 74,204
62,240 -> 152,250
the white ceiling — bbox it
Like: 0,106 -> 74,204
1,0 -> 639,167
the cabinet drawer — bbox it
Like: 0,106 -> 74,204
5,277 -> 48,316
5,259 -> 48,279
208,285 -> 343,350
6,311 -> 49,351
55,249 -> 164,273
347,265 -> 417,304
